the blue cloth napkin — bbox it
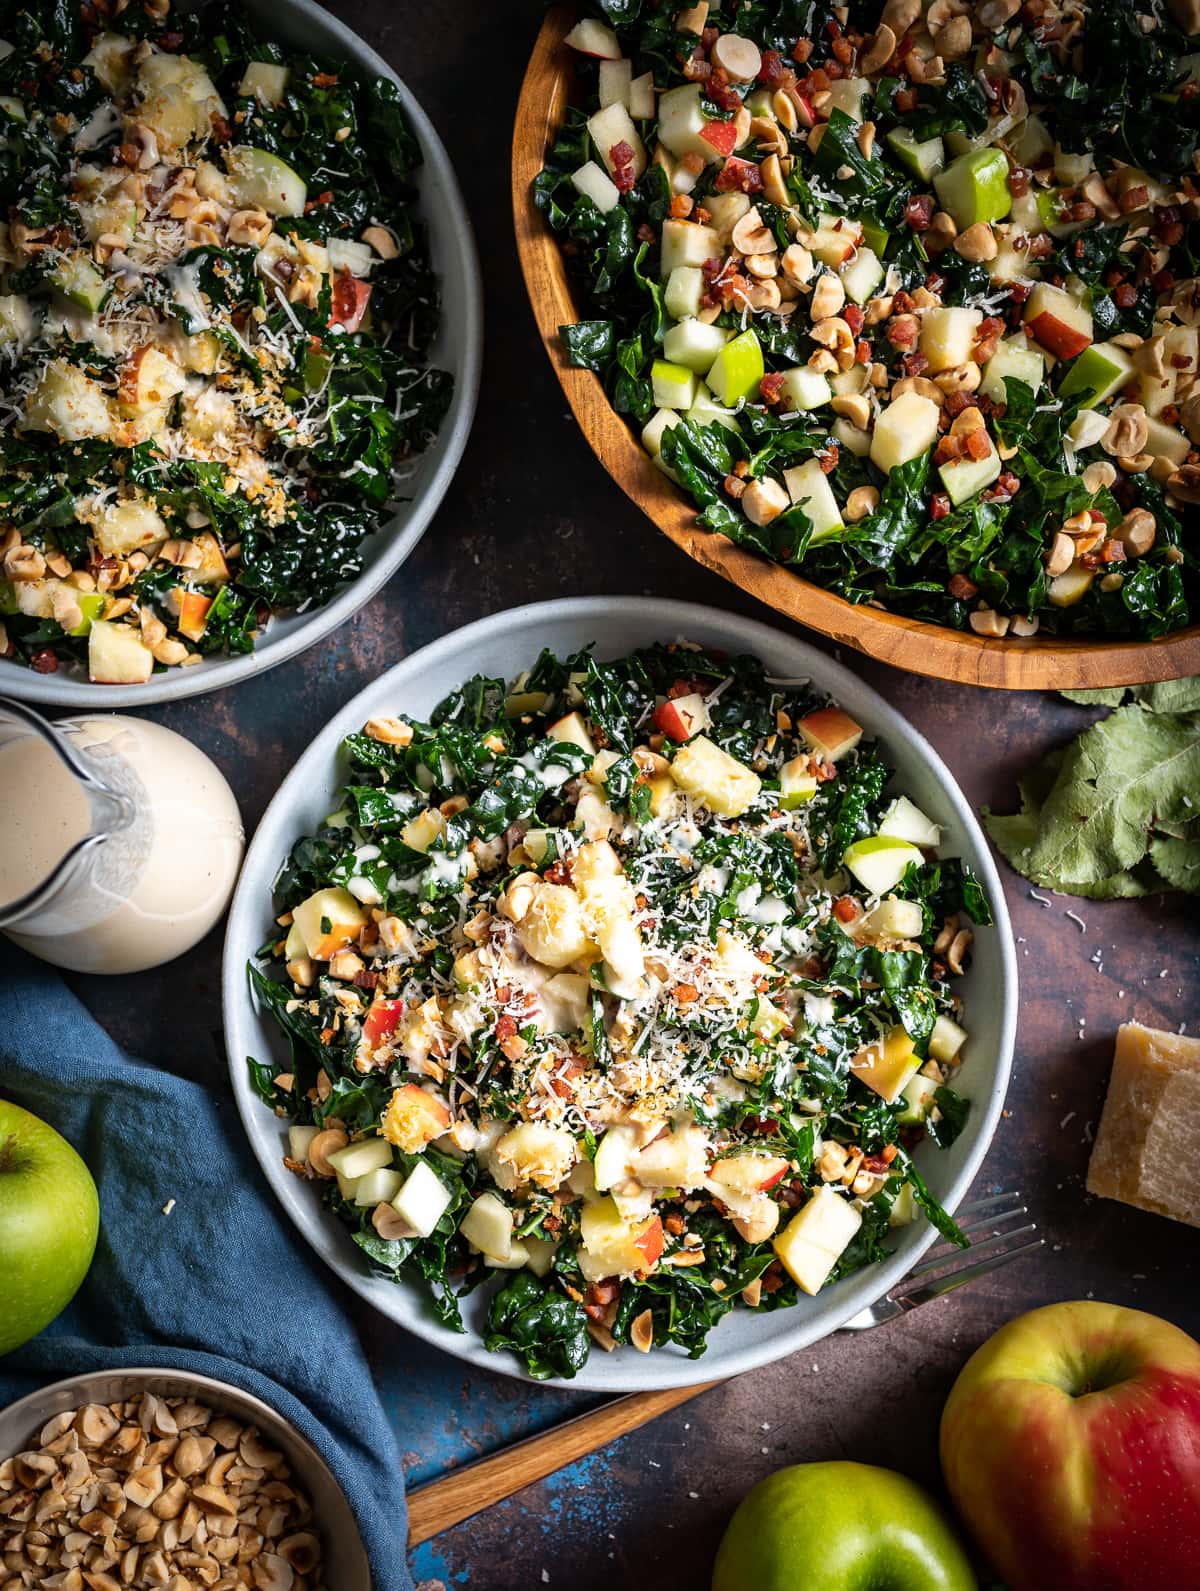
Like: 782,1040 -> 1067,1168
0,950 -> 415,1591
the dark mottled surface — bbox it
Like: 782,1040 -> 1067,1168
54,2 -> 1200,1585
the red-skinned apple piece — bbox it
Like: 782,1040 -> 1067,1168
653,691 -> 709,741
633,1214 -> 664,1269
758,1164 -> 788,1191
797,706 -> 864,760
1023,283 -> 1093,360
940,1300 -> 1200,1591
699,119 -> 740,157
329,272 -> 371,332
362,997 -> 405,1049
563,17 -> 622,58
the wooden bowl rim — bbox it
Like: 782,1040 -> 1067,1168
511,5 -> 1200,690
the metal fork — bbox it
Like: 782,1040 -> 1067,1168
406,1187 -> 1043,1544
840,1188 -> 1044,1331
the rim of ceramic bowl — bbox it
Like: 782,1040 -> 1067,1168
1,0 -> 482,708
0,1365 -> 370,1588
223,595 -> 1018,1391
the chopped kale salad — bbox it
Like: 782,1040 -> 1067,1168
249,641 -> 991,1379
537,0 -> 1200,641
0,0 -> 449,682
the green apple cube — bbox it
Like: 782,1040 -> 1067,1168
832,417 -> 871,456
1053,142 -> 1094,185
870,391 -> 939,473
861,219 -> 890,258
1067,409 -> 1109,450
887,126 -> 945,183
866,895 -> 925,940
839,245 -> 884,305
225,146 -> 307,216
842,834 -> 924,894
945,127 -> 991,158
1057,340 -> 1135,407
778,366 -> 832,411
888,1183 -> 917,1227
663,316 -> 729,374
896,1072 -> 939,1126
326,1136 -> 393,1181
657,82 -> 721,162
825,75 -> 868,120
460,1191 -> 514,1261
353,1167 -> 404,1208
979,339 -> 1045,404
1047,565 -> 1095,607
87,618 -> 154,684
779,755 -> 818,808
238,61 -> 290,103
878,795 -> 940,846
783,458 -> 842,540
587,100 -> 647,181
0,94 -> 26,122
641,406 -> 682,457
659,217 -> 722,278
391,1160 -> 452,1238
929,1012 -> 968,1065
1143,416 -> 1190,466
938,437 -> 1000,506
810,213 -> 863,267
571,159 -> 620,215
1009,112 -> 1052,165
934,147 -> 1012,229
665,265 -> 704,321
598,57 -> 632,109
707,328 -> 763,405
920,306 -> 983,373
652,359 -> 697,410
688,382 -> 741,433
50,255 -> 108,313
67,591 -> 105,637
773,1185 -> 862,1294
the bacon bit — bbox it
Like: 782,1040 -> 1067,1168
496,1014 -> 518,1039
681,150 -> 707,176
319,1026 -> 336,1046
894,86 -> 918,113
670,193 -> 694,218
813,759 -> 837,782
637,221 -> 657,244
1119,185 -> 1149,214
761,1261 -> 786,1292
209,112 -> 232,144
543,860 -> 570,886
1110,281 -> 1138,309
843,303 -> 865,336
855,338 -> 872,365
965,428 -> 992,462
683,47 -> 713,81
1008,281 -> 1032,306
831,34 -> 854,64
935,434 -> 963,465
675,982 -> 700,1004
707,70 -> 744,111
930,493 -> 952,521
30,648 -> 58,673
987,469 -> 1021,502
714,156 -> 763,193
353,968 -> 379,990
886,315 -> 919,351
903,351 -> 930,377
665,1212 -> 686,1235
1154,270 -> 1176,295
1008,166 -> 1031,198
791,37 -> 813,63
693,204 -> 711,223
758,47 -> 785,83
925,270 -> 946,296
947,572 -> 978,600
833,895 -> 860,924
1100,538 -> 1127,563
312,71 -> 340,87
724,472 -> 747,499
157,29 -> 183,50
610,141 -> 637,193
759,371 -> 787,406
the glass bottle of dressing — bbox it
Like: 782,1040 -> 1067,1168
0,700 -> 244,975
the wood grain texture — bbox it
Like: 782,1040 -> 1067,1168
406,1383 -> 716,1544
511,5 -> 1200,692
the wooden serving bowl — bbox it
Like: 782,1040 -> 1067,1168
512,6 -> 1200,690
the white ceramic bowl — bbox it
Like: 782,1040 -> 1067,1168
0,1368 -> 370,1588
2,0 -> 481,708
223,597 -> 1018,1392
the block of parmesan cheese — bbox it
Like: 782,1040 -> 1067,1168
1087,1023 -> 1200,1229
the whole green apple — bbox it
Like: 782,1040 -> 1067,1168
940,1300 -> 1200,1591
712,1461 -> 978,1591
0,1099 -> 99,1354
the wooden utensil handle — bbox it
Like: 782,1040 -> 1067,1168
406,1381 -> 719,1545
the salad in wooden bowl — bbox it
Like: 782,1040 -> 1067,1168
514,1 -> 1200,687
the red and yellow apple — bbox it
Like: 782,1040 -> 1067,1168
1023,282 -> 1093,360
940,1300 -> 1200,1591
